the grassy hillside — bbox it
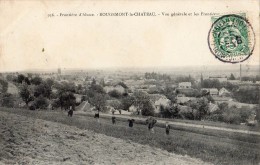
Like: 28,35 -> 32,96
1,107 -> 259,165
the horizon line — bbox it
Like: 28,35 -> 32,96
0,64 -> 259,73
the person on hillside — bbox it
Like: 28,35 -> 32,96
146,116 -> 157,133
68,106 -> 73,117
128,119 -> 135,127
165,122 -> 171,135
112,115 -> 116,124
94,108 -> 100,123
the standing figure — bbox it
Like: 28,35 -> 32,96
68,106 -> 73,117
128,119 -> 135,127
146,117 -> 157,133
165,122 -> 170,135
94,110 -> 100,123
112,115 -> 116,124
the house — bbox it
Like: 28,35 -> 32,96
208,76 -> 227,82
176,88 -> 195,96
148,94 -> 170,113
176,94 -> 196,104
209,88 -> 219,95
228,80 -> 240,84
201,88 -> 218,96
104,85 -> 125,94
178,82 -> 192,89
154,97 -> 171,113
219,87 -> 231,97
76,101 -> 93,112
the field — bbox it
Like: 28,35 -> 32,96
0,111 -> 209,165
1,107 -> 260,165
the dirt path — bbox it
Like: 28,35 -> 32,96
0,111 -> 211,165
80,112 -> 260,136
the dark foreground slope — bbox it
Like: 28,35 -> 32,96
0,107 -> 260,165
0,111 -> 209,165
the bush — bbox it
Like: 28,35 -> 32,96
141,101 -> 155,116
34,96 -> 49,109
1,93 -> 14,108
239,107 -> 252,123
108,90 -> 121,98
0,79 -> 8,93
108,100 -> 122,110
256,107 -> 260,122
208,106 -> 254,125
206,114 -> 223,122
178,106 -> 195,120
51,99 -> 61,109
121,96 -> 135,110
234,87 -> 260,104
29,104 -> 36,110
222,110 -> 241,124
31,76 -> 43,85
132,91 -> 155,116
160,105 -> 179,118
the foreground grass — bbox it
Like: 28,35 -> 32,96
1,107 -> 260,165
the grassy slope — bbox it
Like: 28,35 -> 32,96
1,107 -> 260,165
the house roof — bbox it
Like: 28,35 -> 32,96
178,82 -> 191,86
155,98 -> 171,106
177,96 -> 196,104
208,103 -> 219,113
148,94 -> 167,102
209,88 -> 218,92
176,88 -> 194,94
219,87 -> 230,92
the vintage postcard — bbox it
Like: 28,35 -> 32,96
0,0 -> 259,164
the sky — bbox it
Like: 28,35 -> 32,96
0,0 -> 259,72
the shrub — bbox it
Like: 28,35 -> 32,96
234,87 -> 260,104
256,107 -> 260,122
160,105 -> 179,118
178,106 -> 195,120
121,96 -> 135,110
141,101 -> 155,116
31,76 -> 43,85
1,93 -> 14,108
222,110 -> 241,124
0,79 -> 8,93
34,96 -> 49,109
239,107 -> 252,123
209,106 -> 254,125
108,90 -> 121,98
51,99 -> 61,109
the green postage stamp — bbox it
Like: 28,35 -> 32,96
208,14 -> 255,63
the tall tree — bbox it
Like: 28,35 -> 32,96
229,73 -> 236,80
19,84 -> 34,106
31,76 -> 43,85
133,91 -> 154,116
89,93 -> 106,111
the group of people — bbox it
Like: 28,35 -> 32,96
68,108 -> 171,135
95,111 -> 171,135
